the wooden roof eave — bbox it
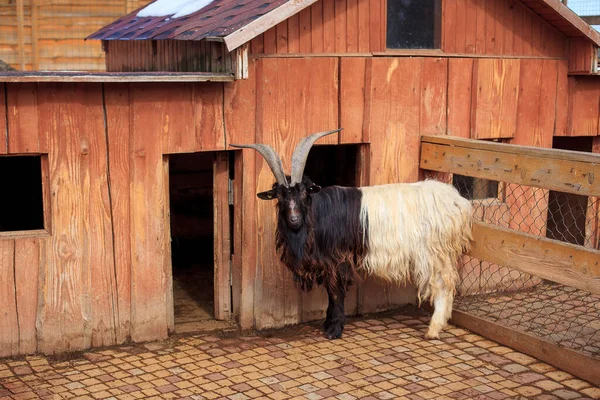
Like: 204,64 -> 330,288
0,72 -> 235,83
223,0 -> 320,51
521,0 -> 600,47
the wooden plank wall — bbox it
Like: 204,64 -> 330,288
250,0 -> 386,54
0,81 -> 228,356
0,0 -> 151,71
0,54 -> 597,355
250,0 -> 567,57
105,41 -> 234,73
442,0 -> 566,58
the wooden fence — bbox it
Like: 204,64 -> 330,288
420,135 -> 600,386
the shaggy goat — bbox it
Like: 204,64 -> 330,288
231,130 -> 473,340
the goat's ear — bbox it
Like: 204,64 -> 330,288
307,184 -> 321,194
257,190 -> 277,200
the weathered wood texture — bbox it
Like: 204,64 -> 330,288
0,49 -> 597,353
0,83 -> 6,154
250,0 -> 385,54
105,41 -> 235,73
0,0 -> 150,71
568,38 -> 597,75
442,0 -> 566,57
471,222 -> 600,294
0,81 -> 232,356
250,0 -> 567,56
421,136 -> 600,198
564,77 -> 600,137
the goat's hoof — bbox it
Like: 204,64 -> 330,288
325,325 -> 344,340
424,331 -> 440,340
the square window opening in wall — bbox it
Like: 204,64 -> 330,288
386,0 -> 442,49
0,155 -> 45,233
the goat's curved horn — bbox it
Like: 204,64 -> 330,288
290,128 -> 342,186
229,143 -> 289,186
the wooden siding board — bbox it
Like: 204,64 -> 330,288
368,0 -> 381,52
346,0 -> 358,52
287,14 -> 300,53
367,58 -> 422,184
239,148 -> 257,329
340,57 -> 366,144
443,0 -> 457,53
0,83 -> 6,154
323,0 -> 335,52
276,21 -> 289,54
471,59 -> 520,139
87,84 -> 119,348
214,152 -> 231,320
129,83 -> 169,343
357,0 -> 370,52
7,83 -> 41,154
334,0 -> 347,52
455,0 -> 468,53
254,58 -> 338,329
14,238 -> 39,355
162,84 -> 196,154
567,77 -> 600,137
37,83 -> 90,353
298,7 -> 312,53
420,58 -> 447,136
0,239 -> 18,357
447,58 -> 473,138
104,83 -> 132,344
554,60 -> 569,137
311,1 -> 324,53
225,60 -> 257,147
193,83 -> 226,151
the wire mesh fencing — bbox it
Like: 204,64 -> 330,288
0,0 -> 149,72
424,170 -> 600,359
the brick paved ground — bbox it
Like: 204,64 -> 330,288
1,306 -> 598,400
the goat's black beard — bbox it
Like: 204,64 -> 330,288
276,207 -> 319,292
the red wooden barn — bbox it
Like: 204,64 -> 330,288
0,0 -> 599,358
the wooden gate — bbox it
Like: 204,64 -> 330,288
420,135 -> 600,386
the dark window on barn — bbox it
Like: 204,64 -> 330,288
386,0 -> 441,49
0,156 -> 45,232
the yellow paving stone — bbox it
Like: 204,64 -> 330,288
563,378 -> 591,390
202,391 -> 220,399
535,379 -> 564,391
432,386 -> 453,395
514,386 -> 542,396
445,381 -> 469,391
581,387 -> 600,399
91,390 -> 112,399
389,387 -> 411,396
267,392 -> 291,400
349,388 -> 371,397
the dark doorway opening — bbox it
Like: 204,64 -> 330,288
169,152 -> 219,332
303,144 -> 360,187
546,137 -> 593,246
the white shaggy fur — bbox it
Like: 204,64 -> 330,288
359,180 -> 473,338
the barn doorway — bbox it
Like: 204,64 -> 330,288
168,151 -> 232,333
547,137 -> 593,245
303,144 -> 361,187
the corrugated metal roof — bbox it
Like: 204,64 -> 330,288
87,0 -> 288,41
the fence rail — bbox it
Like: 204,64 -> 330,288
420,135 -> 600,386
